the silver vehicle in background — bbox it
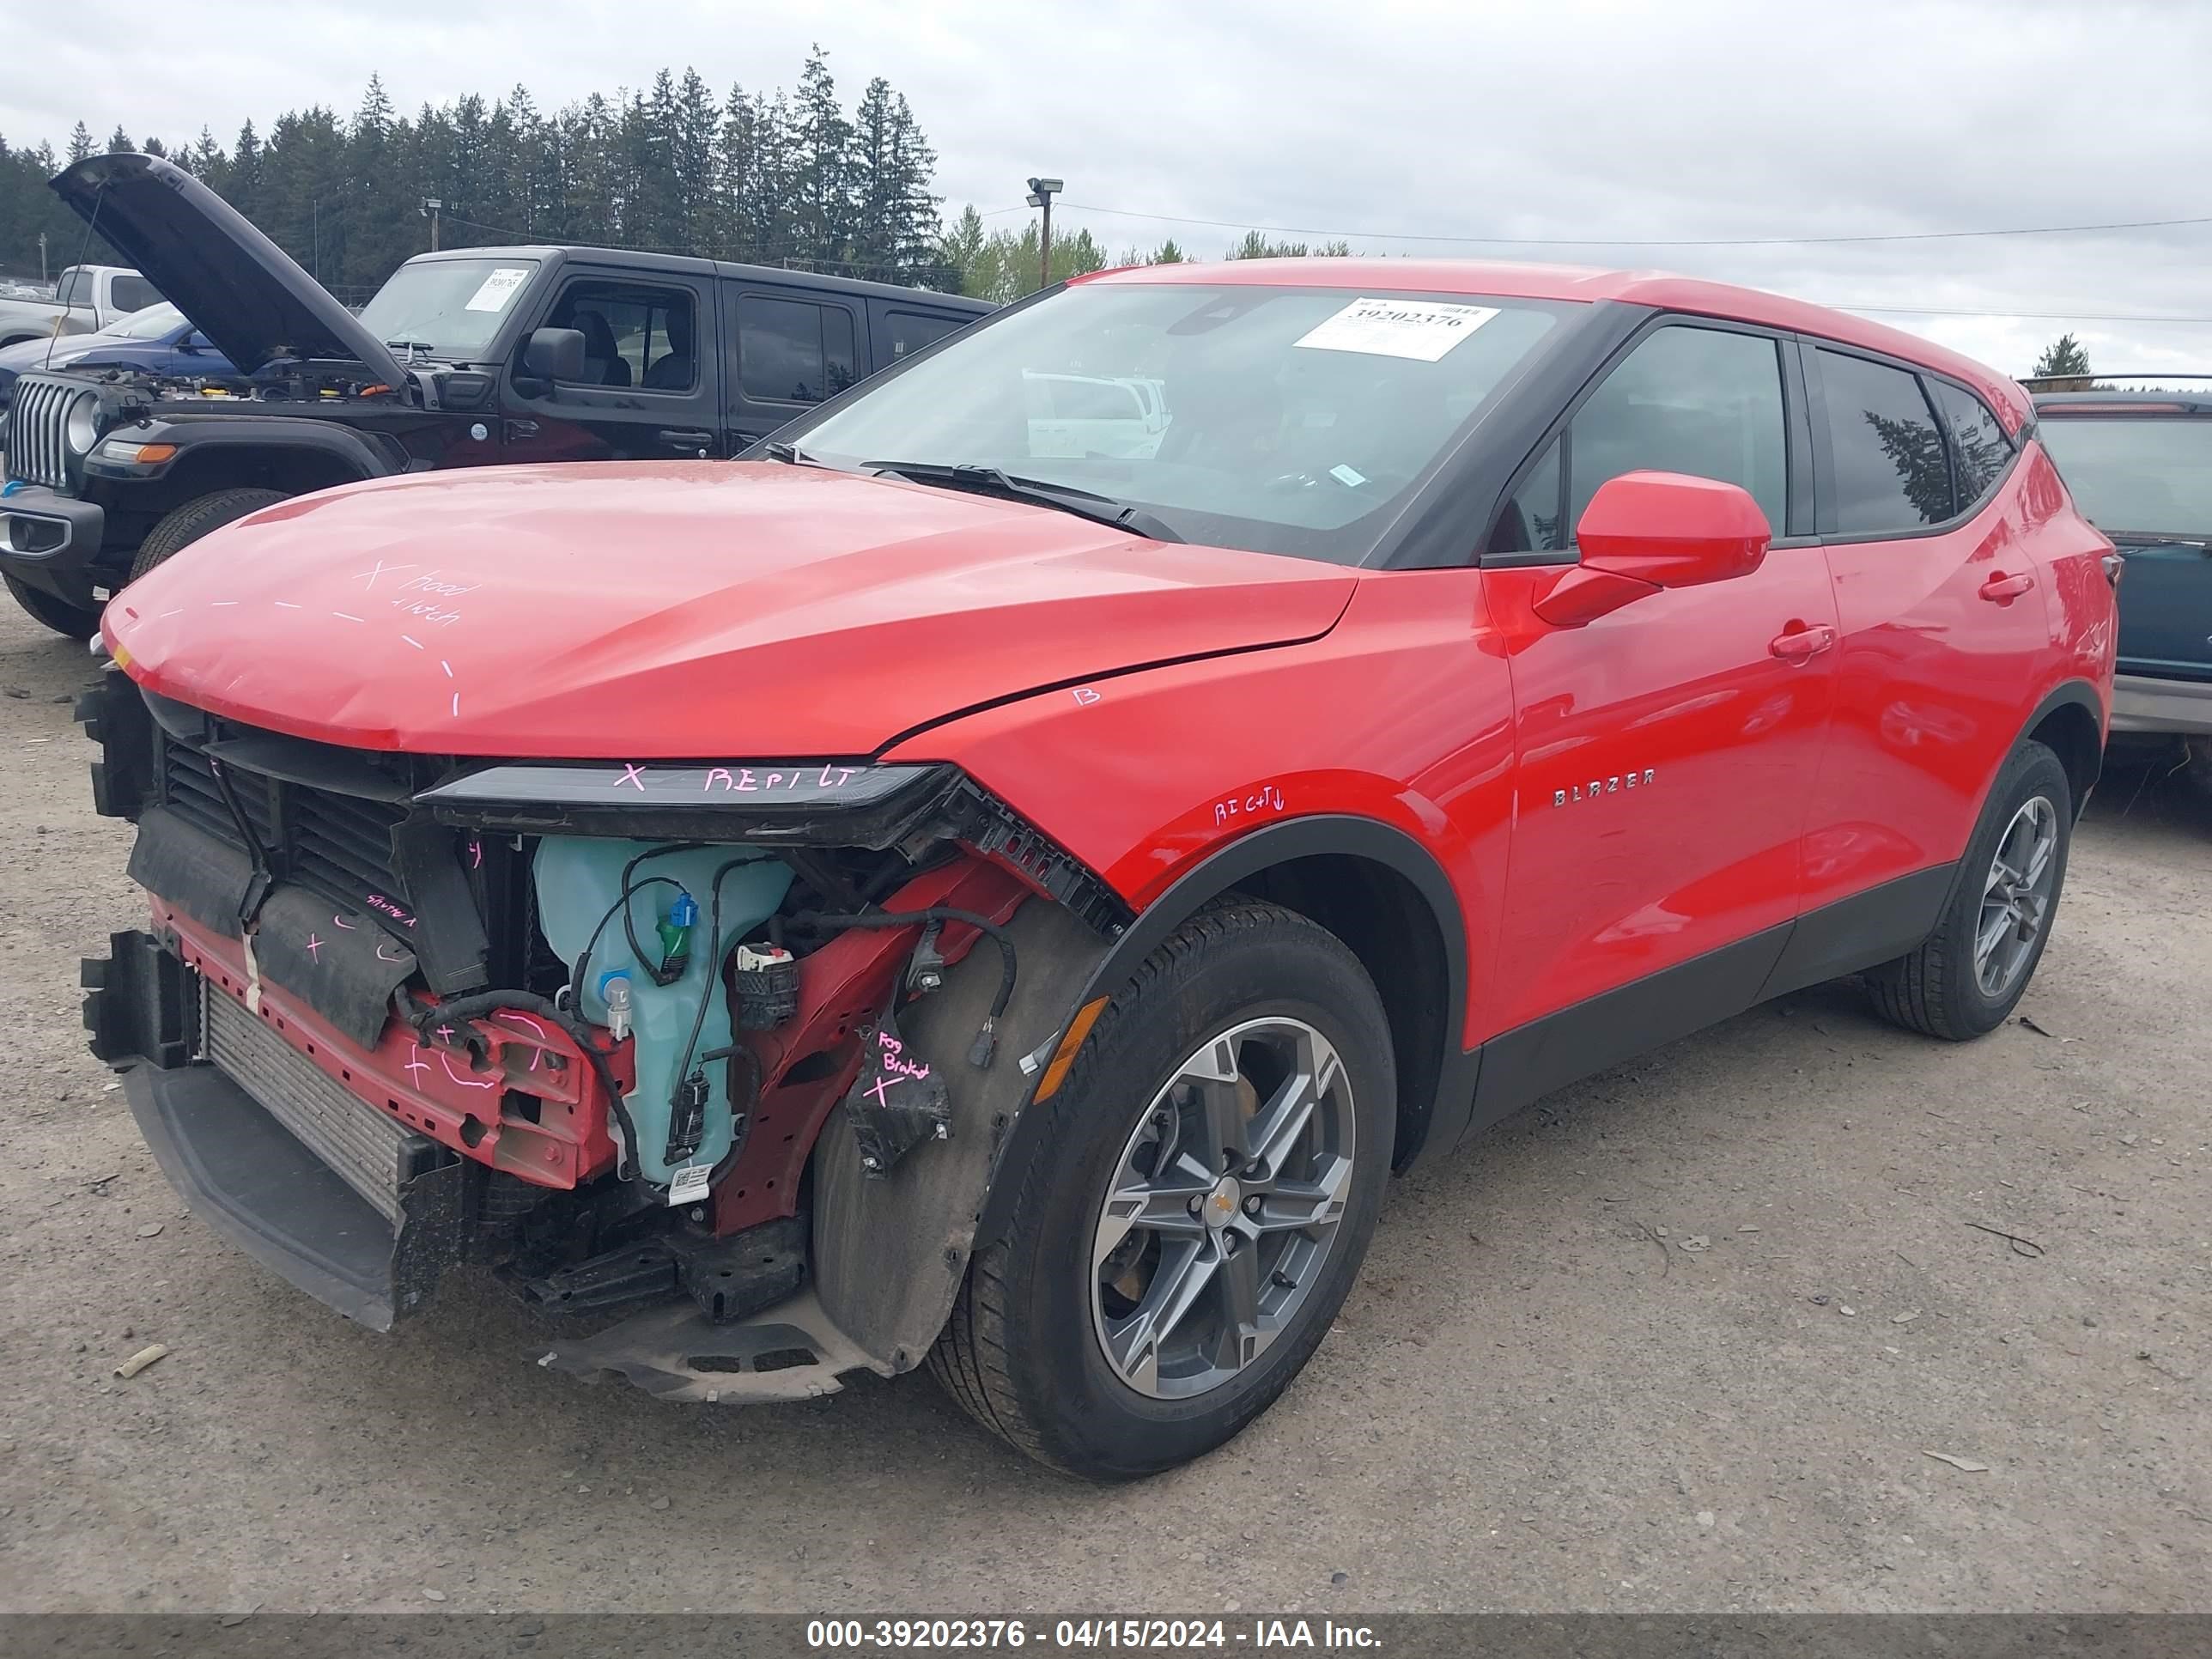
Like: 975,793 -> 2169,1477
0,264 -> 161,348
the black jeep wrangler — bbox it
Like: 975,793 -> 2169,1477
0,152 -> 990,638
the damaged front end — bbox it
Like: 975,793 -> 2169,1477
79,671 -> 1124,1398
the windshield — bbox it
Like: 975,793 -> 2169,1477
2040,416 -> 2212,537
792,283 -> 1573,562
357,258 -> 540,362
108,302 -> 185,341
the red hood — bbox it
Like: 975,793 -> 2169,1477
105,462 -> 1357,757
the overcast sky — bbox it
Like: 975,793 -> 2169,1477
6,0 -> 2208,379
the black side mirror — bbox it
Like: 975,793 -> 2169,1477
524,326 -> 586,383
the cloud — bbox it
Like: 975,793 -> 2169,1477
4,0 -> 2205,375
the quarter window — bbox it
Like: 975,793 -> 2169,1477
1493,437 -> 1566,554
1932,380 -> 2012,510
1817,349 -> 1950,533
738,295 -> 858,404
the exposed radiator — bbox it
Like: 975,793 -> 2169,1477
201,981 -> 419,1224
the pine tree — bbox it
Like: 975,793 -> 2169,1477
2031,332 -> 2094,390
2,52 -> 946,290
670,68 -> 720,251
850,76 -> 897,278
938,204 -> 985,289
747,92 -> 799,263
105,125 -> 133,155
715,83 -> 757,259
884,93 -> 939,283
560,94 -> 616,246
789,46 -> 852,268
228,122 -> 262,221
191,127 -> 227,189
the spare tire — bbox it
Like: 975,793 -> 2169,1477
128,487 -> 288,583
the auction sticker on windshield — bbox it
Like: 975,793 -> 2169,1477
1294,296 -> 1500,361
465,268 -> 533,313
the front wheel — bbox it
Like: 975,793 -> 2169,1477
128,487 -> 288,583
3,574 -> 102,641
930,900 -> 1395,1479
1865,738 -> 2074,1040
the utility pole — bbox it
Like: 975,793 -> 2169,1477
37,231 -> 47,284
422,198 -> 443,252
1025,176 -> 1063,294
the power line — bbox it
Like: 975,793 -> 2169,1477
1006,200 -> 2212,250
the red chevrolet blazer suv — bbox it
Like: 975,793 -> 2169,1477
82,258 -> 2116,1478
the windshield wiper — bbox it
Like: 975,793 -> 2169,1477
382,338 -> 439,363
862,460 -> 1183,543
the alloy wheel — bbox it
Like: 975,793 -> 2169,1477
1977,794 -> 2059,998
1090,1016 -> 1357,1400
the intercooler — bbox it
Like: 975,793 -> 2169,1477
200,978 -> 421,1224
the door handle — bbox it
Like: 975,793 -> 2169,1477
1978,570 -> 2036,602
502,419 -> 538,441
1768,623 -> 1837,664
658,428 -> 715,451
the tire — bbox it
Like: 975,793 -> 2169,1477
127,487 -> 287,583
930,899 -> 1396,1480
3,574 -> 101,641
1865,739 -> 2073,1041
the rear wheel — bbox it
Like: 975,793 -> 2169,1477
930,901 -> 1395,1480
3,574 -> 101,641
1865,739 -> 2073,1040
128,488 -> 288,583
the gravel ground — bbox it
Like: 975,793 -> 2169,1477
0,600 -> 2203,1616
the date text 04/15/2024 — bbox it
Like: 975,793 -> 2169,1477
805,1618 -> 1382,1650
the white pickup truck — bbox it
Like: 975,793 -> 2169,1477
0,264 -> 162,348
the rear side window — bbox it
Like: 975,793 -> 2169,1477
738,295 -> 858,404
1818,349 -> 1952,533
1932,380 -> 2012,510
110,274 -> 161,314
884,309 -> 963,362
56,270 -> 82,306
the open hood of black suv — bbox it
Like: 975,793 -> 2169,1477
50,152 -> 404,385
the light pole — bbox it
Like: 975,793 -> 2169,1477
421,198 -> 444,253
1025,176 -> 1062,293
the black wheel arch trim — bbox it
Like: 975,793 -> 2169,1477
96,417 -> 404,486
973,813 -> 1474,1247
2019,678 -> 2106,819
